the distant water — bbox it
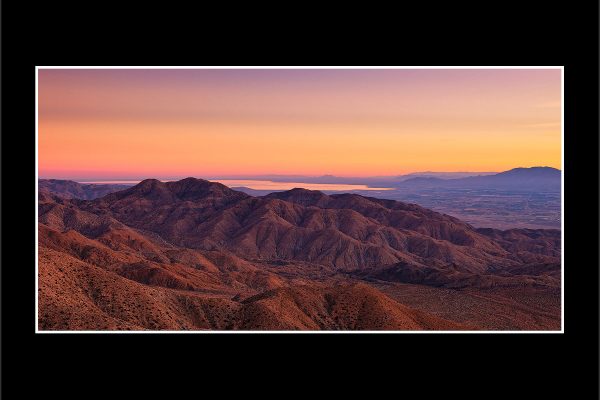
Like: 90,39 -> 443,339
80,179 -> 393,192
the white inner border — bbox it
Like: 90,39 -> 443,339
35,66 -> 565,334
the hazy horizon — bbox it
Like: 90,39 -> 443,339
38,166 -> 560,183
38,172 -> 498,181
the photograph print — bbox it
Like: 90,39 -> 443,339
37,67 -> 562,332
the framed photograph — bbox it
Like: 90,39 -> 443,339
35,67 -> 563,333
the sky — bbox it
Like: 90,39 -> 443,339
38,68 -> 562,180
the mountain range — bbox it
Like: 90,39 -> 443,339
213,167 -> 559,191
38,177 -> 561,330
207,167 -> 561,230
39,179 -> 131,200
398,167 -> 560,191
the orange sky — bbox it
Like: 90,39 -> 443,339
38,69 -> 561,179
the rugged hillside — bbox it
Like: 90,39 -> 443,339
73,179 -> 558,275
39,179 -> 131,200
38,177 -> 562,330
39,246 -> 467,330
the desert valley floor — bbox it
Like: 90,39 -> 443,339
38,178 -> 561,330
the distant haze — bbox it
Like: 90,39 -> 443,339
39,69 -> 561,179
74,171 -> 501,190
79,179 -> 394,191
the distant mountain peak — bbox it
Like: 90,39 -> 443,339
136,178 -> 165,188
288,187 -> 325,194
265,187 -> 329,207
99,177 -> 249,204
167,178 -> 244,201
178,177 -> 211,184
497,166 -> 560,176
130,179 -> 170,193
120,179 -> 174,202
